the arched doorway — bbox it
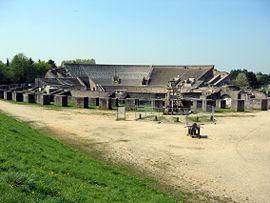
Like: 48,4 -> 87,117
221,94 -> 231,107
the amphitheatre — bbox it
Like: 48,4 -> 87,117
1,63 -> 270,202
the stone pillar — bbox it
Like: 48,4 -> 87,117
0,90 -> 4,99
4,91 -> 12,100
23,93 -> 36,103
36,94 -> 51,105
111,98 -> 119,107
231,99 -> 245,112
54,95 -> 68,107
89,97 -> 99,106
202,99 -> 214,112
12,91 -> 23,102
216,99 -> 226,109
73,97 -> 88,108
125,98 -> 139,110
99,97 -> 112,110
151,99 -> 164,111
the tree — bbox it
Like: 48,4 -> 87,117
47,59 -> 57,68
34,60 -> 52,78
246,71 -> 258,88
61,58 -> 96,67
256,72 -> 269,87
234,73 -> 249,88
9,53 -> 35,83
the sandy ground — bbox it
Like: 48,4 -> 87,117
1,100 -> 270,202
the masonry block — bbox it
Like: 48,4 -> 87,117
12,91 -> 23,102
36,94 -> 51,105
125,98 -> 139,110
99,97 -> 112,110
216,99 -> 226,109
23,93 -> 36,103
89,97 -> 99,106
231,99 -> 245,112
54,95 -> 68,107
111,98 -> 119,107
73,97 -> 88,108
4,91 -> 12,100
151,99 -> 164,111
202,99 -> 214,112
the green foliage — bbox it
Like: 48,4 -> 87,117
34,60 -> 52,78
61,58 -> 96,67
0,113 -> 184,202
231,69 -> 270,89
234,72 -> 249,88
0,53 -> 54,85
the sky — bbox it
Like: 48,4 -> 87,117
0,0 -> 269,73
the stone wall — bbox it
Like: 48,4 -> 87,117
247,98 -> 268,111
36,94 -> 51,105
73,97 -> 88,108
89,97 -> 99,106
151,99 -> 164,111
54,95 -> 68,107
202,99 -> 214,112
231,100 -> 245,112
23,93 -> 36,103
216,99 -> 226,109
12,92 -> 23,102
71,90 -> 110,98
4,91 -> 12,100
99,97 -> 112,110
125,98 -> 139,110
111,98 -> 119,107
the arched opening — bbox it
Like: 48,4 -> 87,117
221,94 -> 231,108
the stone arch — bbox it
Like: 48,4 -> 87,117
221,94 -> 231,107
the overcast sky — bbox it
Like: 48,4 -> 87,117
0,0 -> 269,73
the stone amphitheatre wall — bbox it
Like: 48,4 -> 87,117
70,90 -> 110,98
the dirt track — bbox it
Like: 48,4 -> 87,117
1,100 -> 270,202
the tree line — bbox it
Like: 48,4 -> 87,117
0,53 -> 96,85
1,53 -> 269,89
230,69 -> 270,90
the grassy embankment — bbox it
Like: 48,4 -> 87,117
0,112 -> 187,203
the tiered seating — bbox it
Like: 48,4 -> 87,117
149,65 -> 213,87
64,64 -> 153,86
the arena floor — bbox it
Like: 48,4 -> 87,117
1,100 -> 270,202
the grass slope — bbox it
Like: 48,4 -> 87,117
0,113 -> 184,203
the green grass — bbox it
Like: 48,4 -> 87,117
0,112 -> 186,203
